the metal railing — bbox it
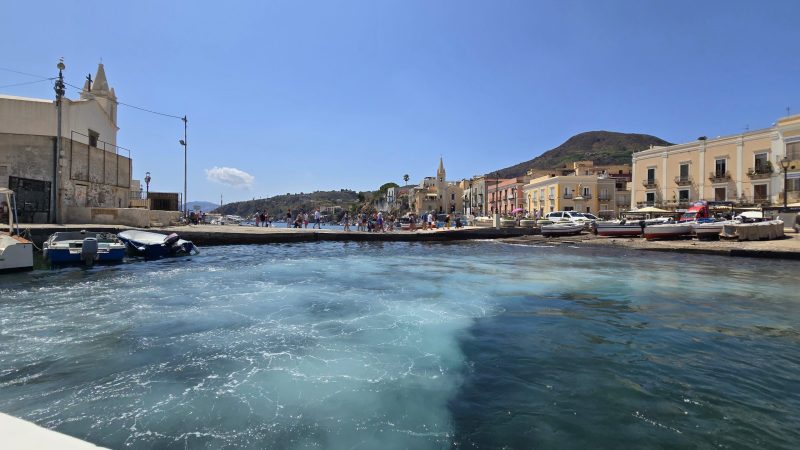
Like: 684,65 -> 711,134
746,167 -> 773,179
563,193 -> 573,199
674,175 -> 693,186
642,179 -> 657,188
708,171 -> 731,183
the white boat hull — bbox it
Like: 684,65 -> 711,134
643,223 -> 692,240
0,234 -> 34,273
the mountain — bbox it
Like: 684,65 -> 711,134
184,201 -> 220,212
213,190 -> 362,218
492,131 -> 673,178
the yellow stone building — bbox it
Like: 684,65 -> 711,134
523,161 -> 630,216
631,115 -> 800,208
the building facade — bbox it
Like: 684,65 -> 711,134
0,63 -> 131,223
412,158 -> 463,215
631,115 -> 800,209
523,161 -> 630,216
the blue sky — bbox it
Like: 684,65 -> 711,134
2,0 -> 799,203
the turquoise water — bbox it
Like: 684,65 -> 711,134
1,241 -> 798,449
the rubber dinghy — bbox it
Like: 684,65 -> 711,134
118,230 -> 199,259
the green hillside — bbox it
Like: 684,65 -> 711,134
213,190 -> 362,219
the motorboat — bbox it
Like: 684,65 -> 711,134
643,222 -> 692,240
0,188 -> 33,273
691,220 -> 728,240
43,230 -> 126,265
541,222 -> 584,237
595,220 -> 644,237
117,230 -> 199,259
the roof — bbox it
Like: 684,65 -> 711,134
0,94 -> 53,103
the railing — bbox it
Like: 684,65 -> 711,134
548,195 -> 555,200
637,201 -> 656,207
598,194 -> 611,201
746,167 -> 773,180
642,179 -> 657,188
708,171 -> 731,183
563,193 -> 573,199
577,193 -> 592,199
674,175 -> 693,186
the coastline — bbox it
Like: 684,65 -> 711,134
6,223 -> 800,260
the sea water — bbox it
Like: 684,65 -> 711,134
0,241 -> 798,449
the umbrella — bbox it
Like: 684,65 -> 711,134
511,208 -> 524,214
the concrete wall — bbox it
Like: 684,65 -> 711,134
0,133 -> 132,222
64,206 -> 180,227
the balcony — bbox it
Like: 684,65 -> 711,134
674,175 -> 693,186
576,193 -> 592,200
708,171 -> 731,183
548,195 -> 555,200
746,166 -> 773,180
563,193 -> 573,199
598,194 -> 611,201
642,179 -> 657,188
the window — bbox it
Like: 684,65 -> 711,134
88,130 -> 99,148
787,142 -> 800,160
646,168 -> 655,182
582,186 -> 590,197
715,159 -> 727,177
754,153 -> 768,171
679,163 -> 689,179
678,189 -> 689,202
714,187 -> 726,201
645,192 -> 655,205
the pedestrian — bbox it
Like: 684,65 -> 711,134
286,209 -> 292,228
314,209 -> 321,229
255,211 -> 261,227
343,212 -> 350,231
303,212 -> 309,228
377,212 -> 384,232
445,213 -> 451,229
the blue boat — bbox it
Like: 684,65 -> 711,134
43,231 -> 126,265
117,230 -> 199,259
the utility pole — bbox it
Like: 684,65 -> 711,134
180,116 -> 188,219
53,58 -> 65,224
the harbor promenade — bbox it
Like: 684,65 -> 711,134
5,223 -> 799,259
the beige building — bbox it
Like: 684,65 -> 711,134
411,158 -> 463,215
523,161 -> 630,216
631,115 -> 800,209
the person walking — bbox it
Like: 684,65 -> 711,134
343,212 -> 350,231
314,209 -> 321,229
286,209 -> 292,228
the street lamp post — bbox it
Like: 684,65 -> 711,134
780,156 -> 790,209
180,115 -> 188,219
53,58 -> 65,224
144,171 -> 151,196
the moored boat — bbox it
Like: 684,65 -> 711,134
117,230 -> 199,259
595,220 -> 644,237
43,230 -> 126,265
541,223 -> 584,237
0,188 -> 33,273
643,223 -> 692,240
692,221 -> 727,240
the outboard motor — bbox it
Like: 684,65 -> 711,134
80,237 -> 99,266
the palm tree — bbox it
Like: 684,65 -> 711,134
403,174 -> 409,185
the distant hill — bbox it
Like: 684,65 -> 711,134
213,190 -> 362,219
184,201 -> 220,212
492,131 -> 673,178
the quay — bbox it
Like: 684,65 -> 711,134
6,224 -> 536,248
5,223 -> 800,260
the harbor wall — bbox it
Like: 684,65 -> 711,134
63,207 -> 179,228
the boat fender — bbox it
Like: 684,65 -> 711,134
80,237 -> 99,266
165,233 -> 180,245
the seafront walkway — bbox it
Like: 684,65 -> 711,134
5,223 -> 800,259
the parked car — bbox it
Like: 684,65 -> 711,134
545,211 -> 596,229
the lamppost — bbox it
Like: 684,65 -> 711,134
53,58 -> 65,224
179,115 -> 188,219
780,156 -> 790,208
144,171 -> 151,196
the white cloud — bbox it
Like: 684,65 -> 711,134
205,166 -> 255,188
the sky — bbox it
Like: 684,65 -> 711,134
2,0 -> 799,204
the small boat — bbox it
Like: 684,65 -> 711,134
643,223 -> 692,240
0,188 -> 34,273
541,223 -> 584,237
43,230 -> 126,265
692,221 -> 727,240
117,230 -> 199,259
595,220 -> 644,237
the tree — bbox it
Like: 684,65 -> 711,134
379,182 -> 399,193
